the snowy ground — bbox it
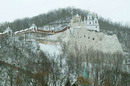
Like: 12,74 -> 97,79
39,43 -> 62,56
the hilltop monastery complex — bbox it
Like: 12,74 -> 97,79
44,13 -> 123,54
0,13 -> 123,54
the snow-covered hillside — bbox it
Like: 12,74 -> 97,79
0,8 -> 130,86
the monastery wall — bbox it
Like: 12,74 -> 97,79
8,13 -> 122,54
84,25 -> 99,31
62,28 -> 123,54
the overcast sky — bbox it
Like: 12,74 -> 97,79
0,0 -> 130,25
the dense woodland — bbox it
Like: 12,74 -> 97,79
0,37 -> 130,86
0,7 -> 130,86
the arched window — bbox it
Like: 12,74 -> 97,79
89,22 -> 91,24
95,21 -> 97,24
8,31 -> 11,35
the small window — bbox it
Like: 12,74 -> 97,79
93,38 -> 94,40
88,37 -> 90,39
95,21 -> 97,23
96,26 -> 97,28
84,35 -> 86,37
8,31 -> 11,35
89,22 -> 91,24
85,46 -> 86,47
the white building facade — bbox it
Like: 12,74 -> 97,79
70,13 -> 100,31
4,27 -> 13,36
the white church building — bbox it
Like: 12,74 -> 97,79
70,13 -> 100,31
45,13 -> 123,54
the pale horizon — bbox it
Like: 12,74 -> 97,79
0,0 -> 130,25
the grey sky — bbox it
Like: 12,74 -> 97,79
0,0 -> 130,24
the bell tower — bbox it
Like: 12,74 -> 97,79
93,14 -> 99,31
84,12 -> 100,31
87,13 -> 93,25
94,14 -> 99,25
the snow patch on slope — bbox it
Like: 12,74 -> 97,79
39,43 -> 62,56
